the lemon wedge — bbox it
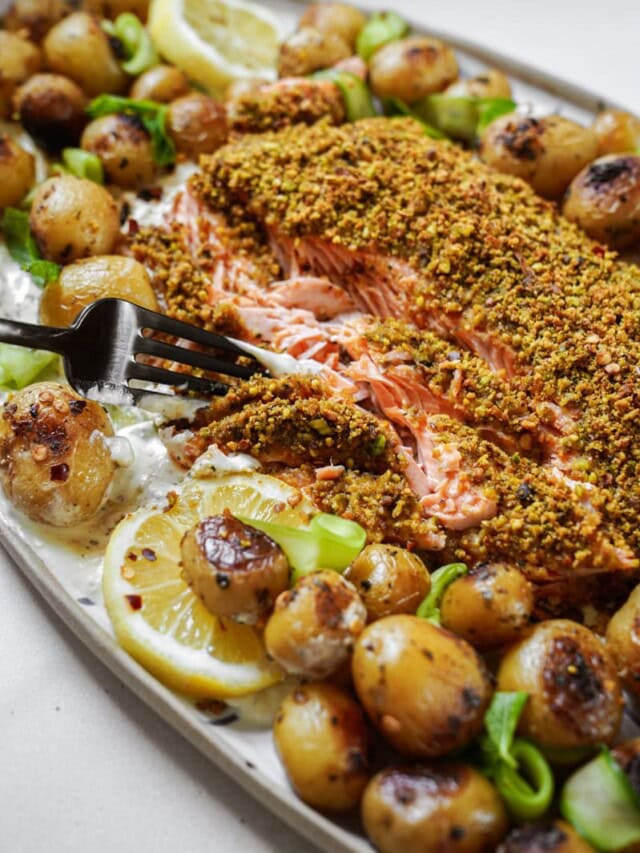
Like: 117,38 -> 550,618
103,472 -> 315,698
148,0 -> 284,95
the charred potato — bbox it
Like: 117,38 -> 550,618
497,619 -> 623,758
344,544 -> 430,622
180,512 -> 290,625
498,821 -> 595,853
167,93 -> 228,158
479,114 -> 599,200
83,0 -> 150,21
352,615 -> 491,757
277,26 -> 351,78
0,30 -> 41,119
13,73 -> 87,150
369,36 -> 459,104
592,108 -> 640,156
274,682 -> 371,811
611,738 -> 640,800
2,0 -> 70,41
446,68 -> 512,99
81,114 -> 156,188
605,583 -> 640,700
264,570 -> 366,679
0,135 -> 35,209
30,175 -> 120,263
39,255 -> 158,326
563,155 -> 640,249
362,763 -> 507,853
129,64 -> 190,103
0,382 -> 116,526
439,562 -> 534,649
298,3 -> 366,51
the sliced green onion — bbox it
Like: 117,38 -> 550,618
413,95 -> 516,143
561,747 -> 640,851
86,95 -> 175,166
312,70 -> 377,122
494,739 -> 554,821
61,148 -> 104,184
383,97 -> 447,139
484,691 -> 529,769
1,207 -> 60,287
103,13 -> 159,75
237,512 -> 366,583
356,11 -> 409,61
416,562 -> 467,623
0,344 -> 58,389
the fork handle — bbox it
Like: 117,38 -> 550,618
0,317 -> 70,355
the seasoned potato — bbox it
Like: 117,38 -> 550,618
440,562 -> 534,648
39,255 -> 158,326
13,73 -> 87,150
479,114 -> 599,199
592,108 -> 640,156
180,512 -> 290,625
498,820 -> 595,853
563,155 -> 640,249
274,682 -> 371,811
0,382 -> 116,526
81,114 -> 156,188
43,12 -> 128,96
298,3 -> 366,51
264,570 -> 366,679
369,36 -> 459,104
606,583 -> 640,701
352,615 -> 491,757
2,0 -> 70,41
167,93 -> 228,158
446,68 -> 512,100
0,31 -> 41,119
277,26 -> 351,78
83,0 -> 150,20
344,544 -> 430,622
362,763 -> 507,853
497,619 -> 623,758
30,175 -> 120,263
0,135 -> 35,209
225,77 -> 268,101
129,64 -> 190,103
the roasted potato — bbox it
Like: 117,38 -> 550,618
0,135 -> 35,209
81,114 -> 157,188
167,93 -> 228,158
369,36 -> 459,103
592,108 -> 640,156
298,3 -> 366,51
129,64 -> 190,103
446,68 -> 512,100
0,30 -> 41,119
83,0 -> 150,21
498,821 -> 595,853
2,0 -> 70,41
277,26 -> 351,78
13,73 -> 87,150
605,583 -> 640,701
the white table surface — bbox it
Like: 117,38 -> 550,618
2,2 -> 639,852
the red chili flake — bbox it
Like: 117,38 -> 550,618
142,548 -> 157,561
127,551 -> 138,562
50,463 -> 70,482
593,245 -> 605,257
125,594 -> 143,611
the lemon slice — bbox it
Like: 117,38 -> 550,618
148,0 -> 284,95
103,472 -> 315,698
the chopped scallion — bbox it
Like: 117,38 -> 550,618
412,95 -> 516,143
312,70 -> 377,121
416,562 -> 467,623
0,344 -> 58,389
356,11 -> 409,61
61,148 -> 104,184
103,13 -> 159,75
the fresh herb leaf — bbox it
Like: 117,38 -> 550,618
0,344 -> 58,389
356,11 -> 409,60
312,70 -> 377,121
86,95 -> 176,166
1,208 -> 60,287
484,690 -> 529,768
416,562 -> 467,623
103,13 -> 159,75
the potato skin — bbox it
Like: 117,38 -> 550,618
39,255 -> 158,326
167,93 -> 228,158
43,12 -> 128,96
129,64 -> 190,103
13,73 -> 87,150
369,36 -> 459,104
497,820 -> 595,853
30,175 -> 120,263
0,135 -> 35,209
264,570 -> 366,679
563,155 -> 640,249
479,114 -> 599,200
81,114 -> 156,188
274,682 -> 371,812
298,3 -> 366,51
440,562 -> 534,649
344,543 -> 430,622
446,68 -> 512,99
592,108 -> 640,156
352,615 -> 491,757
277,26 -> 351,78
0,382 -> 116,526
0,30 -> 41,119
497,619 -> 623,756
3,0 -> 71,42
83,0 -> 150,21
605,584 -> 640,701
362,763 -> 507,853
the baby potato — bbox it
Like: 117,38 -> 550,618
369,36 -> 459,104
39,255 -> 158,326
362,763 -> 507,853
43,12 -> 128,97
298,3 -> 366,51
273,682 -> 371,811
498,820 -> 595,853
30,175 -> 120,263
344,543 -> 430,622
592,108 -> 640,156
3,0 -> 70,41
0,382 -> 116,526
264,570 -> 367,679
83,0 -> 150,21
180,512 -> 290,625
167,93 -> 228,158
0,31 -> 41,119
81,114 -> 156,188
13,73 -> 87,151
440,562 -> 534,649
129,64 -> 190,103
563,155 -> 640,249
277,26 -> 351,78
352,615 -> 491,757
446,68 -> 512,100
0,135 -> 35,209
611,738 -> 640,796
605,583 -> 640,701
497,619 -> 623,758
479,114 -> 599,200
